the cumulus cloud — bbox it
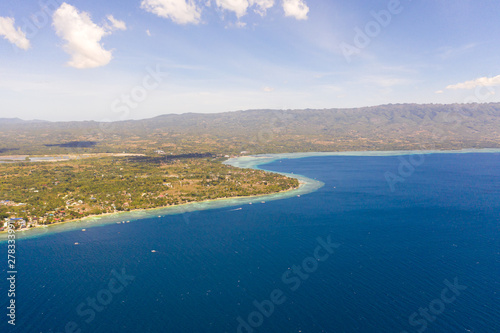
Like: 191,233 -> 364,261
140,0 -> 302,24
446,75 -> 500,90
250,0 -> 274,16
107,15 -> 127,31
52,3 -> 117,69
216,0 -> 249,18
0,17 -> 30,50
141,0 -> 202,24
215,0 -> 275,18
52,3 -> 126,69
282,0 -> 309,20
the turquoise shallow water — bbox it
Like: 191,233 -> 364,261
1,151 -> 499,332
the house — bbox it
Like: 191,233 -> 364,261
10,218 -> 26,228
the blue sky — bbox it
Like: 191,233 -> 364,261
1,0 -> 499,121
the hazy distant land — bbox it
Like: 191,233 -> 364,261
1,103 -> 500,236
1,103 -> 499,157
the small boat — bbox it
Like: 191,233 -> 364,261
261,201 -> 265,204
74,242 -> 79,245
81,229 -> 86,231
151,250 -> 157,253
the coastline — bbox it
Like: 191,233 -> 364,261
224,148 -> 500,169
2,148 -> 500,241
0,164 -> 322,241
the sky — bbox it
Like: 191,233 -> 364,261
1,0 -> 500,122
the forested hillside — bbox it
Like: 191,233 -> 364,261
1,103 -> 499,156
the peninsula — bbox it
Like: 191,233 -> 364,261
1,103 -> 500,231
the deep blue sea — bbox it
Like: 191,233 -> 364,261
2,153 -> 499,333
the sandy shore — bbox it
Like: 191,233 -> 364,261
0,185 -> 313,241
3,148 -> 499,241
0,157 -> 320,241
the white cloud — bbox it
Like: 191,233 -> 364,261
250,0 -> 274,16
0,17 -> 30,50
282,0 -> 309,20
52,3 -> 122,69
141,0 -> 202,24
435,90 -> 444,94
146,29 -> 152,36
107,15 -> 127,31
139,0 -> 296,24
446,75 -> 500,90
216,0 -> 249,18
215,0 -> 274,18
263,86 -> 274,92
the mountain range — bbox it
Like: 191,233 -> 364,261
1,103 -> 499,156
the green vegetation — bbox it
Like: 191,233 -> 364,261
1,103 -> 499,157
0,156 -> 298,228
1,103 -> 499,230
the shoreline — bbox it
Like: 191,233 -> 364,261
2,148 -> 499,241
0,171 -> 320,242
224,148 -> 500,169
0,188 -> 301,240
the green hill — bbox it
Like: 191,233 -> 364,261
1,103 -> 499,156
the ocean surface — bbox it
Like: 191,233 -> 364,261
1,152 -> 499,333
